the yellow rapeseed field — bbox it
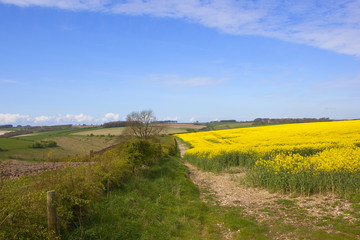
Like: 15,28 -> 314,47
176,120 -> 360,195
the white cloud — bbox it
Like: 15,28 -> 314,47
0,113 -> 96,125
1,0 -> 359,56
57,113 -> 94,123
0,0 -> 108,11
0,113 -> 30,124
189,117 -> 195,122
102,112 -> 120,122
34,115 -> 52,123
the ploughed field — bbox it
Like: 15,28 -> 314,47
176,120 -> 360,197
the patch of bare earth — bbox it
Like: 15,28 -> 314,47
0,160 -> 92,180
177,140 -> 356,239
0,130 -> 12,136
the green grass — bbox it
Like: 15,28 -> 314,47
0,138 -> 33,150
0,127 -> 121,161
17,127 -> 101,141
67,156 -> 268,240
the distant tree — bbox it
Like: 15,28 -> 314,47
124,110 -> 165,139
103,121 -> 127,128
0,124 -> 13,129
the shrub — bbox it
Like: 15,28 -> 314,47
29,140 -> 58,148
121,139 -> 162,172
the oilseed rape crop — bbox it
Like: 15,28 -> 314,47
176,120 -> 360,196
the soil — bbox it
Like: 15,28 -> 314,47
0,160 -> 92,180
177,140 -> 356,238
0,130 -> 12,136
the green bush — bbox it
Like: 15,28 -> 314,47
29,140 -> 58,148
121,139 -> 162,172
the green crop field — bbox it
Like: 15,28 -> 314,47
0,138 -> 33,150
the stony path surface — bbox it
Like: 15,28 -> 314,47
178,140 -> 281,218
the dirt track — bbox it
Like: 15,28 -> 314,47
0,160 -> 92,180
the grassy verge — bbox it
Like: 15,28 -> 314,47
0,136 -> 177,239
67,156 -> 268,240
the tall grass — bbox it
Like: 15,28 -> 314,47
67,156 -> 268,240
0,136 -> 176,239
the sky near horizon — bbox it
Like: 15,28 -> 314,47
1,0 -> 360,125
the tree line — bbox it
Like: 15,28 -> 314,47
253,117 -> 331,125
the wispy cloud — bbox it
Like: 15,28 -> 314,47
0,0 -> 108,11
1,79 -> 19,84
149,74 -> 224,87
315,73 -> 360,90
0,113 -> 30,124
1,0 -> 359,56
0,113 -> 122,125
59,25 -> 74,31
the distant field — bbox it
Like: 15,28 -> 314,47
0,127 -> 120,161
0,138 -> 32,150
72,127 -> 125,136
72,125 -> 196,136
210,122 -> 253,130
0,136 -> 119,161
163,127 -> 189,134
196,121 -> 253,130
167,123 -> 206,129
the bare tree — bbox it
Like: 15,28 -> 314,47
124,110 -> 165,138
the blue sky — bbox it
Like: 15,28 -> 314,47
1,0 -> 360,125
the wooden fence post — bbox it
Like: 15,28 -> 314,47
47,190 -> 58,238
